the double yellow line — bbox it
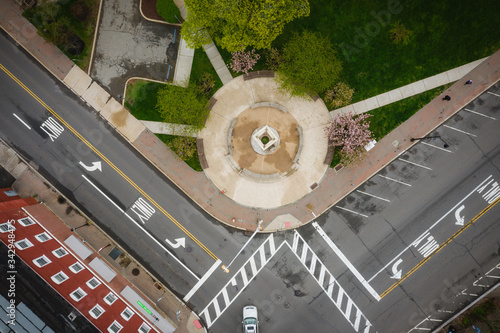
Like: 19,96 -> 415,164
380,194 -> 500,299
0,63 -> 218,261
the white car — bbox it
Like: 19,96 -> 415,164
242,305 -> 259,333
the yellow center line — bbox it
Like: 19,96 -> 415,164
0,63 -> 219,261
380,194 -> 500,299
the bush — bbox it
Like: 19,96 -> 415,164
229,49 -> 260,75
166,136 -> 197,160
276,30 -> 342,98
156,0 -> 182,23
389,22 -> 413,45
325,82 -> 355,109
70,1 -> 89,22
156,83 -> 210,133
198,73 -> 215,95
265,48 -> 281,71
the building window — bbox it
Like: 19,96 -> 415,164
104,292 -> 117,305
35,232 -> 51,242
89,304 -> 105,319
33,255 -> 51,267
139,323 -> 151,333
70,287 -> 87,302
17,217 -> 35,226
86,277 -> 101,289
52,247 -> 68,258
0,222 -> 15,233
14,239 -> 34,250
69,262 -> 84,273
108,320 -> 122,333
121,307 -> 134,321
51,271 -> 69,284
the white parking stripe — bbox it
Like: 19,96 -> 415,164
378,174 -> 412,187
13,113 -> 31,129
336,206 -> 369,218
398,158 -> 432,170
313,222 -> 381,301
443,124 -> 477,137
464,108 -> 497,120
487,91 -> 500,97
421,141 -> 453,153
357,190 -> 391,202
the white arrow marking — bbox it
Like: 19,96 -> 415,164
455,205 -> 465,226
165,237 -> 185,249
390,259 -> 403,279
79,161 -> 102,172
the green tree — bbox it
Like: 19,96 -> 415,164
276,31 -> 343,98
156,84 -> 210,133
182,0 -> 310,52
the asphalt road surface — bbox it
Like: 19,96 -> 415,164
1,30 -> 500,333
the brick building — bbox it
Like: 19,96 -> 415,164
0,188 -> 173,333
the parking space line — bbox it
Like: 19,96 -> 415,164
487,91 -> 500,97
13,113 -> 31,129
378,174 -> 412,187
464,108 -> 497,120
356,190 -> 391,202
443,125 -> 477,137
421,141 -> 453,153
312,222 -> 381,301
336,206 -> 369,218
398,158 -> 432,170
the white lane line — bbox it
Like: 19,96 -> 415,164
367,175 -> 493,283
464,108 -> 497,120
487,91 -> 500,97
336,206 -> 369,218
378,174 -> 411,187
312,222 -> 381,301
398,158 -> 432,170
443,124 -> 477,137
357,190 -> 391,202
421,141 -> 453,153
13,113 -> 31,129
81,175 -> 200,281
184,259 -> 221,302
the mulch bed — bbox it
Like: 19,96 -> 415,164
141,0 -> 165,22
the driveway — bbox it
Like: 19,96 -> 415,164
90,0 -> 179,98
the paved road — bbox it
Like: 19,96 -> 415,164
1,30 -> 500,333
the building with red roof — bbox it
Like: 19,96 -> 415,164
0,188 -> 175,333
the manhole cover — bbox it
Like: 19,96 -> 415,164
231,286 -> 238,293
275,295 -> 282,301
286,283 -> 292,288
132,268 -> 140,276
186,246 -> 193,253
284,302 -> 290,308
294,290 -> 301,296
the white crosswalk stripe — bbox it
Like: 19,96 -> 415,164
199,234 -> 283,328
288,231 -> 377,333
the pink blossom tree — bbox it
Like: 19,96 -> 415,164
325,112 -> 373,164
229,49 -> 261,74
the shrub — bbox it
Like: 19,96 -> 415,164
229,49 -> 261,74
389,22 -> 413,45
325,82 -> 355,109
265,48 -> 281,71
70,1 -> 89,22
166,137 -> 197,160
198,72 -> 215,95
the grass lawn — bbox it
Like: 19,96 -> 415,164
156,0 -> 182,23
273,0 -> 500,102
156,134 -> 203,171
23,0 -> 100,71
190,48 -> 223,95
124,80 -> 164,122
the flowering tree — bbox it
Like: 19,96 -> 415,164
325,112 -> 373,164
229,49 -> 261,74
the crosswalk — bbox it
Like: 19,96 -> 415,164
199,234 -> 284,328
290,231 -> 377,333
